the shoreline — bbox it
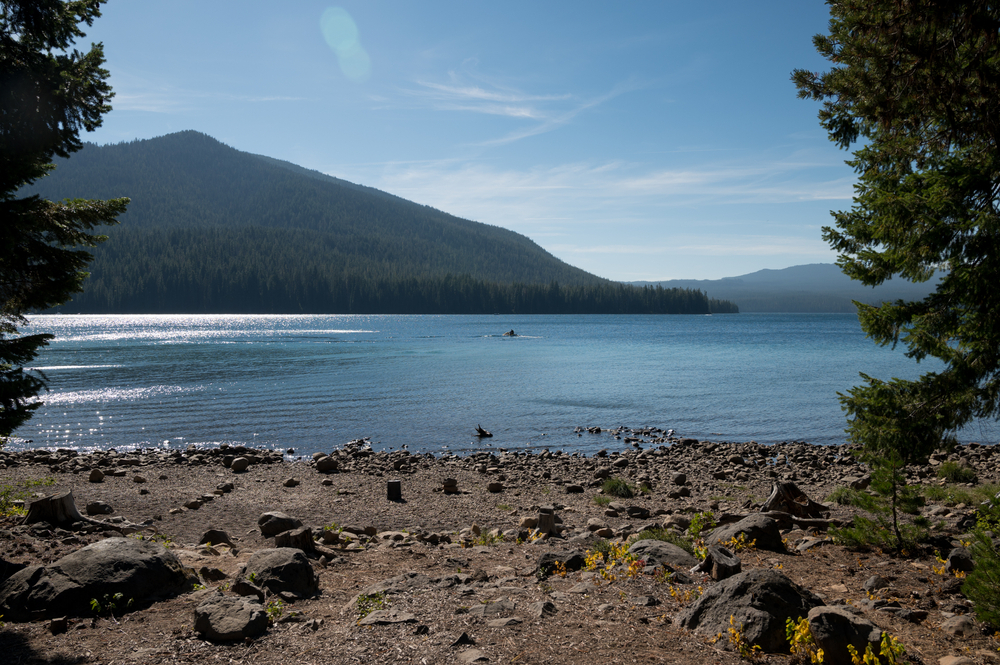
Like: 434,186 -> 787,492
1,438 -> 998,664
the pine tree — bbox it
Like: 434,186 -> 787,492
794,1 -> 1000,548
0,0 -> 128,437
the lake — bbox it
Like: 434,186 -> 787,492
14,313 -> 995,455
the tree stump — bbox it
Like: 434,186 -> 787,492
274,527 -> 316,552
760,481 -> 827,517
706,545 -> 741,580
24,490 -> 86,526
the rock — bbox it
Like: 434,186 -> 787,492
565,484 -> 584,494
528,600 -> 557,618
536,550 -> 586,577
488,617 -> 522,627
85,500 -> 113,516
132,475 -> 146,484
946,547 -> 975,574
807,606 -> 882,665
708,514 -> 784,552
358,609 -> 417,625
184,499 -> 203,510
862,575 -> 889,593
316,456 -> 339,473
230,457 -> 250,473
677,569 -> 823,653
243,548 -> 318,598
469,599 -> 515,617
458,649 -> 489,663
939,657 -> 976,665
283,477 -> 300,488
231,580 -> 265,602
0,537 -> 193,621
88,468 -> 104,483
671,472 -> 687,485
198,529 -> 234,547
487,482 -> 503,493
941,615 -> 976,637
257,512 -> 302,537
628,539 -> 698,570
199,566 -> 227,582
193,595 -> 268,641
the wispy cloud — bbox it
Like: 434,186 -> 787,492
398,68 -> 641,143
322,152 -> 850,279
109,72 -> 306,114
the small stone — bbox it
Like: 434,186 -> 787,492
88,468 -> 104,483
528,601 -> 557,618
85,501 -> 113,516
487,482 -> 503,493
231,457 -> 250,473
458,648 -> 489,663
939,657 -> 976,665
185,499 -> 204,510
487,617 -> 522,627
863,575 -> 889,592
941,615 -> 976,637
283,477 -> 300,488
133,475 -> 146,484
48,617 -> 68,634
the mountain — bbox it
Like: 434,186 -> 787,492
632,263 -> 938,313
25,130 -> 733,315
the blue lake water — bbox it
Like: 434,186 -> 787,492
15,313 -> 997,455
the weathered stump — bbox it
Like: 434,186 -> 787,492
387,479 -> 402,501
24,490 -> 86,526
760,481 -> 827,517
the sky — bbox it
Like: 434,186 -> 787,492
77,0 -> 854,282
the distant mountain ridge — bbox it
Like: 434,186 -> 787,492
632,263 -> 938,313
25,130 -> 733,315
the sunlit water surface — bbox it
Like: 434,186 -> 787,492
14,313 -> 997,455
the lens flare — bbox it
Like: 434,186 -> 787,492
320,7 -> 371,82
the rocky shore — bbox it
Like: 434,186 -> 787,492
1,433 -> 998,664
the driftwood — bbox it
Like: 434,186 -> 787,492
712,509 -> 840,532
475,424 -> 493,438
760,481 -> 828,517
23,490 -> 139,534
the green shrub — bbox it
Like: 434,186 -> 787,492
686,511 -> 716,540
602,477 -> 635,499
830,515 -> 926,553
937,461 -> 977,484
827,486 -> 878,509
634,527 -> 694,555
593,495 -> 612,506
963,529 -> 1000,629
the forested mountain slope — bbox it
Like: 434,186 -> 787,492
633,263 -> 936,313
27,131 -> 733,314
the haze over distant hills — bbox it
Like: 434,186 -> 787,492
26,131 -> 734,315
632,263 -> 938,313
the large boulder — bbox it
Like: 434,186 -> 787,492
0,537 -> 193,621
244,548 -> 317,597
708,514 -> 785,552
628,539 -> 698,570
678,569 -> 823,653
193,595 -> 268,641
807,606 -> 882,665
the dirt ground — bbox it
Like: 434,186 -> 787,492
1,440 -> 998,665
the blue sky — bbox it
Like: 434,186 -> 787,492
79,1 -> 852,281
